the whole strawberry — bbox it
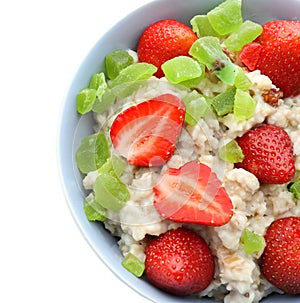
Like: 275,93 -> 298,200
260,217 -> 300,294
236,124 -> 295,184
144,227 -> 214,296
137,19 -> 198,78
239,20 -> 300,97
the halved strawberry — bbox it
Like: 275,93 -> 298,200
110,94 -> 185,167
154,161 -> 233,226
137,19 -> 198,78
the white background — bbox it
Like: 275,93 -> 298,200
0,0 -> 152,302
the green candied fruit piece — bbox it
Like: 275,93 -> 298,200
189,37 -> 227,66
216,62 -> 238,86
234,67 -> 252,90
183,91 -> 212,125
92,89 -> 115,113
110,63 -> 157,98
207,0 -> 243,35
110,80 -> 148,99
240,229 -> 265,254
98,155 -> 126,178
89,72 -> 104,90
219,140 -> 244,163
95,63 -> 156,109
105,50 -> 134,80
212,87 -> 236,116
77,88 -> 97,114
190,15 -> 221,38
224,20 -> 263,51
121,253 -> 145,278
289,179 -> 300,199
189,37 -> 238,85
161,56 -> 204,84
111,63 -> 157,87
94,172 -> 130,211
84,193 -> 107,222
234,89 -> 257,121
179,73 -> 205,88
89,72 -> 108,99
76,132 -> 110,174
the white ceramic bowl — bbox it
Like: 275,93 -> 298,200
58,0 -> 300,302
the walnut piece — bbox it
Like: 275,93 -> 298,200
262,88 -> 283,106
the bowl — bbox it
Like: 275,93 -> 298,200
58,0 -> 300,302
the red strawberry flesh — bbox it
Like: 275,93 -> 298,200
239,42 -> 262,71
261,217 -> 300,294
110,93 -> 185,167
145,227 -> 214,296
154,161 -> 233,226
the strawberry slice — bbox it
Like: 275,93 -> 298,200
110,94 -> 185,167
154,161 -> 233,226
239,42 -> 262,71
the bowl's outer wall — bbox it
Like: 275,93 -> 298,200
58,0 -> 300,302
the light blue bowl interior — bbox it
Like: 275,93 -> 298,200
58,0 -> 300,302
